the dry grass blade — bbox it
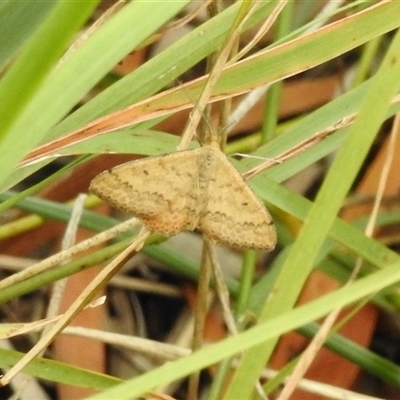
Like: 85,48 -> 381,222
179,0 -> 270,149
63,326 -> 190,360
263,369 -> 386,400
276,112 -> 400,400
0,227 -> 150,386
44,194 -> 87,327
1,298 -> 105,340
0,217 -> 140,291
60,0 -> 128,64
243,116 -> 354,180
228,0 -> 287,65
146,0 -> 213,48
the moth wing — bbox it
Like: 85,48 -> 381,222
90,149 -> 204,235
199,149 -> 276,250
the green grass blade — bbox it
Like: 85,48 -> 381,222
3,1 -> 400,194
0,0 -> 190,188
85,259 -> 400,399
0,347 -> 120,390
0,1 -> 99,135
223,24 -> 400,400
0,1 -> 55,69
